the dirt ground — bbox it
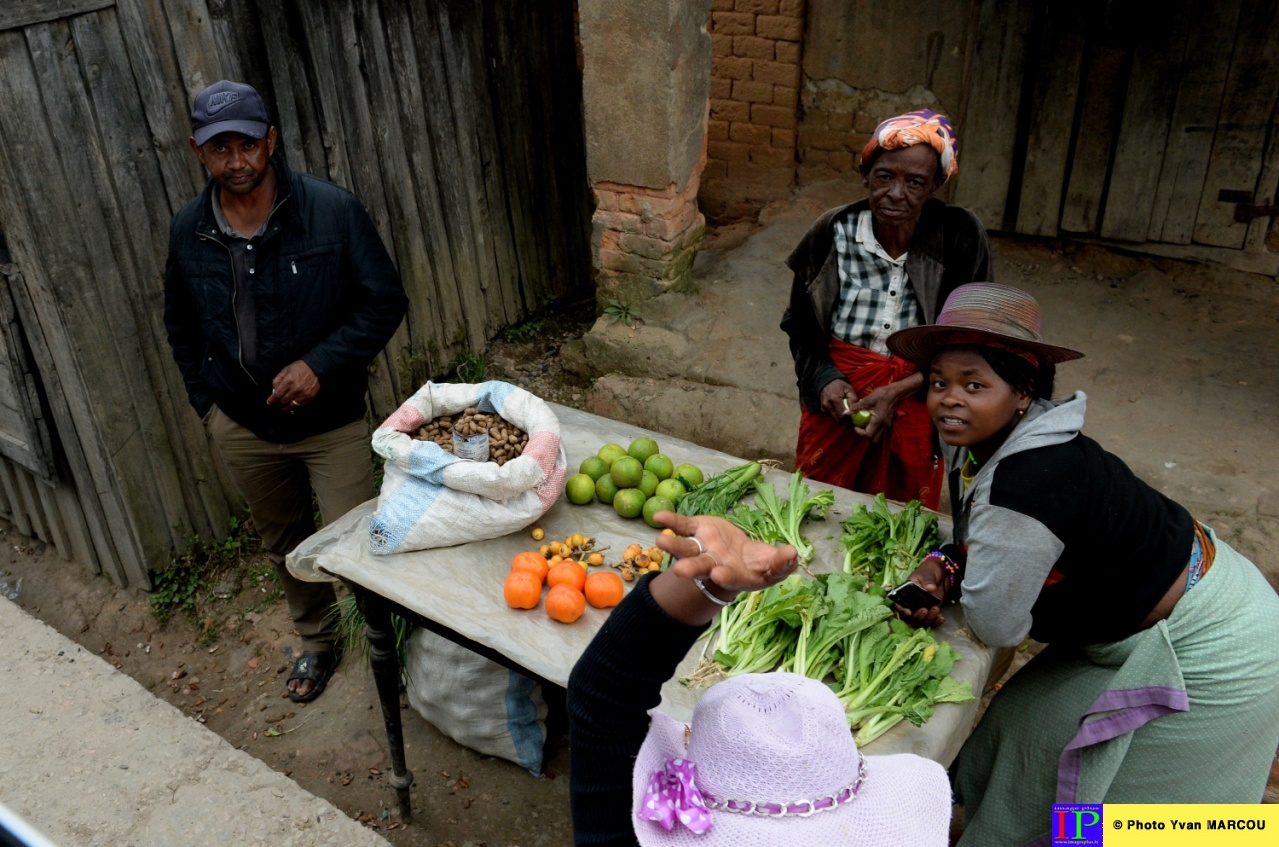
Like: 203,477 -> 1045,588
3,226 -> 1278,846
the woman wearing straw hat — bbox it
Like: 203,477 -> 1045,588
781,110 -> 993,512
567,511 -> 953,846
884,283 -> 1279,844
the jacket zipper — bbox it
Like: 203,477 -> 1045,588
197,229 -> 258,386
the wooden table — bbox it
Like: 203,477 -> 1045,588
287,404 -> 999,824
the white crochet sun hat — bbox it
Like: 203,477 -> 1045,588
632,672 -> 951,847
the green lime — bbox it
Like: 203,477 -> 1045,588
627,436 -> 660,465
579,456 -> 610,481
610,456 -> 644,489
673,463 -> 704,488
851,410 -> 872,427
595,474 -> 620,504
639,470 -> 659,498
644,453 -> 674,481
655,479 -> 686,502
613,488 -> 646,519
642,495 -> 675,528
598,444 -> 627,466
565,474 -> 597,505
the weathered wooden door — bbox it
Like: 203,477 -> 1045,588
955,0 -> 1279,260
0,257 -> 54,481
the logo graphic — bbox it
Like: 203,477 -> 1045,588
205,91 -> 242,114
1051,804 -> 1103,845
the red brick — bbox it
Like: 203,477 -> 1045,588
647,207 -> 701,241
732,79 -> 774,103
711,11 -> 755,35
618,232 -> 671,260
751,103 -> 797,128
756,14 -> 802,41
733,35 -> 775,61
594,209 -> 644,234
710,77 -> 733,100
726,161 -> 771,182
708,139 -> 751,162
779,0 -> 805,16
703,159 -> 729,180
774,40 -> 801,64
735,0 -> 779,13
772,127 -> 795,148
712,56 -> 753,81
710,98 -> 751,122
593,188 -> 618,212
803,148 -> 830,164
707,119 -> 730,142
710,0 -> 736,10
772,85 -> 798,106
750,145 -> 795,167
730,121 -> 773,145
827,110 -> 853,132
712,34 -> 734,57
599,247 -> 643,274
753,60 -> 800,88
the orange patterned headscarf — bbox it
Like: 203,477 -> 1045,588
860,110 -> 959,183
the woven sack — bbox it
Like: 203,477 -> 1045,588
369,381 -> 567,555
404,629 -> 548,775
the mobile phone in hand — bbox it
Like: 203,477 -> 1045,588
888,580 -> 942,612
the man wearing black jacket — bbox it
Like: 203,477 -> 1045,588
164,81 -> 407,702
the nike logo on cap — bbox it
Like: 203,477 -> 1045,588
206,92 -> 242,114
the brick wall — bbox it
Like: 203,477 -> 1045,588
591,151 -> 706,306
702,0 -> 804,220
797,83 -> 945,184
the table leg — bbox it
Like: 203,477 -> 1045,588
354,587 -> 415,824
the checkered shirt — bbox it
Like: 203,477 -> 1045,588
829,210 -> 924,355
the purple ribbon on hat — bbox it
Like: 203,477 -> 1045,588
640,755 -> 713,835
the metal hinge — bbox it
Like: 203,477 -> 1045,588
1218,189 -> 1279,223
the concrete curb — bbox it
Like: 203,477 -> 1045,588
0,597 -> 389,847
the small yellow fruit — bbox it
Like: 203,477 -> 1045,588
588,552 -> 604,567
539,545 -> 551,557
661,528 -> 676,536
548,541 -> 562,555
623,544 -> 643,562
531,527 -> 545,541
570,532 -> 585,549
549,554 -> 563,566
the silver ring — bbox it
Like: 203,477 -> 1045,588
690,536 -> 704,555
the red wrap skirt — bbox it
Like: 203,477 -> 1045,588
795,339 -> 942,509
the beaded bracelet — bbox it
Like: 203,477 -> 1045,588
922,550 -> 961,600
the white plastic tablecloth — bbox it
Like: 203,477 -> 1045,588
288,403 -> 998,766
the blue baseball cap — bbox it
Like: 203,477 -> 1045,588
191,80 -> 270,146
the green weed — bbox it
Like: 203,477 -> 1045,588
452,352 -> 488,383
604,299 -> 636,327
151,514 -> 261,626
499,319 -> 544,343
331,593 -> 413,679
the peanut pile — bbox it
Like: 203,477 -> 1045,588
413,407 -> 529,465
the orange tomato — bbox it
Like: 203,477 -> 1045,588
546,585 -> 586,623
510,551 -> 549,584
503,571 -> 541,609
547,560 -> 587,592
584,571 -> 624,609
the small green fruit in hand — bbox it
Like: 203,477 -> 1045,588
565,474 -> 597,505
610,456 -> 644,488
654,479 -> 687,502
598,444 -> 627,466
851,410 -> 872,428
595,474 -> 620,504
644,453 -> 674,481
613,488 -> 647,519
642,496 -> 676,528
639,470 -> 659,498
627,436 -> 660,464
579,456 -> 610,481
673,463 -> 704,488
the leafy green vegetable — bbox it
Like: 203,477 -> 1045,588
840,494 -> 940,591
676,462 -> 762,517
726,471 -> 835,563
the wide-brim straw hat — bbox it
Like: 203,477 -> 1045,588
887,282 -> 1084,367
632,672 -> 951,847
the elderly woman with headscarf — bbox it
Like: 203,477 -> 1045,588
781,110 -> 992,509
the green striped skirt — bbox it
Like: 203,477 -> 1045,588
953,530 -> 1279,846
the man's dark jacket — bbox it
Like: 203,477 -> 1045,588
164,155 -> 407,443
780,197 -> 993,413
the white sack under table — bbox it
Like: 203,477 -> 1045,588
288,403 -> 997,767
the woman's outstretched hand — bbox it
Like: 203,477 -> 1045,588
653,511 -> 799,593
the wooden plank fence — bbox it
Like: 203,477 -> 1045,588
0,0 -> 592,587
